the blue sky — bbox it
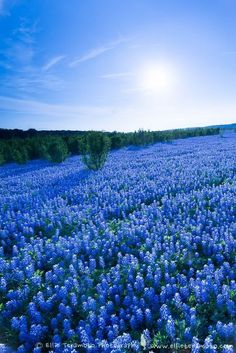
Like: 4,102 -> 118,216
0,0 -> 236,131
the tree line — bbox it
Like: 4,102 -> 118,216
0,127 -> 220,169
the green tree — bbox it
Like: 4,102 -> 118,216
5,140 -> 29,164
0,142 -> 5,165
66,136 -> 83,155
110,132 -> 124,149
45,137 -> 69,163
12,147 -> 29,164
82,131 -> 110,170
26,137 -> 43,160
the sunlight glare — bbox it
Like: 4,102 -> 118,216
138,64 -> 176,94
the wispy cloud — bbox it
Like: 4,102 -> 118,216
100,72 -> 134,80
0,20 -> 63,95
0,95 -> 110,117
0,0 -> 4,14
0,95 -> 115,129
69,38 -> 128,67
1,19 -> 38,67
1,71 -> 63,94
1,95 -> 235,132
14,19 -> 39,45
0,95 -> 146,131
0,0 -> 9,16
0,60 -> 11,70
0,0 -> 17,16
42,55 -> 65,71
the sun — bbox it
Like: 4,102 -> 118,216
138,64 -> 175,94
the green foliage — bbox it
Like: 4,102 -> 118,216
108,127 -> 220,149
4,140 -> 29,164
151,331 -> 169,350
28,136 -> 69,163
82,131 -> 111,170
0,142 -> 5,165
66,136 -> 84,155
110,132 -> 125,149
26,137 -> 44,160
45,137 -> 69,163
0,127 -> 220,166
12,146 -> 29,164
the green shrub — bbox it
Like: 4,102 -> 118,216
44,137 -> 69,163
47,143 -> 68,163
3,140 -> 29,164
11,146 -> 29,164
0,127 -> 220,166
0,154 -> 4,165
0,143 -> 5,165
82,131 -> 110,170
66,136 -> 83,155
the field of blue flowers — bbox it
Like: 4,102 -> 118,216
0,133 -> 235,353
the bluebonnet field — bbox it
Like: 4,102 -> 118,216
0,133 -> 235,353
